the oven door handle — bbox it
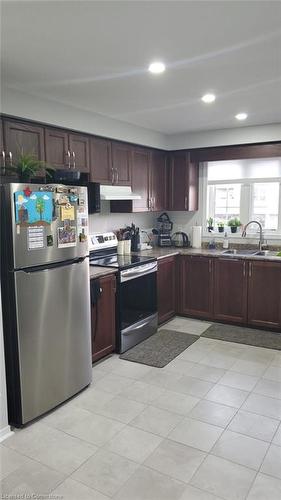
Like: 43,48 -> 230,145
120,262 -> 157,282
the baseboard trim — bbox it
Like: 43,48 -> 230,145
0,425 -> 14,442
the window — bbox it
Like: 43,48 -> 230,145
251,182 -> 279,230
206,158 -> 281,233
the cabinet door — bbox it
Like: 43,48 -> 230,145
169,151 -> 188,210
248,261 -> 281,329
45,128 -> 69,169
214,258 -> 247,323
169,152 -> 199,211
150,150 -> 167,211
131,147 -> 150,211
180,256 -> 213,319
187,158 -> 199,211
91,274 -> 116,363
90,137 -> 112,183
3,119 -> 45,161
111,141 -> 132,185
69,133 -> 90,172
158,256 -> 176,324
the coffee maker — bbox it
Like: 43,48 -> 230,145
156,213 -> 173,247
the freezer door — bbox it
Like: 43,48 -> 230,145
14,257 -> 92,424
5,183 -> 89,269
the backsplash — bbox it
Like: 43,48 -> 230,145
89,201 -> 159,233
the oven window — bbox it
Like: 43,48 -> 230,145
119,272 -> 157,330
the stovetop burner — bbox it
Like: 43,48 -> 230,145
90,253 -> 156,270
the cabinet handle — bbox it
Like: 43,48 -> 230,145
243,261 -> 246,277
249,262 -> 252,278
111,167 -> 115,184
100,287 -> 103,293
9,151 -> 13,165
184,195 -> 188,210
72,151 -> 76,169
67,150 -> 71,169
153,197 -> 155,210
209,259 -> 212,273
147,198 -> 150,209
1,151 -> 5,173
115,168 -> 119,184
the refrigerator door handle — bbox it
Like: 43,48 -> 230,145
19,256 -> 88,274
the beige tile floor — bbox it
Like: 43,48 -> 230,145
1,316 -> 281,499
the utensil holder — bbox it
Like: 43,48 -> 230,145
117,241 -> 125,254
123,240 -> 131,255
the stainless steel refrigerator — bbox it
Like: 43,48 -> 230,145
1,183 -> 92,426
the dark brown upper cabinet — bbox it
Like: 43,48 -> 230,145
45,128 -> 90,172
247,260 -> 281,330
4,120 -> 45,163
111,141 -> 132,186
131,147 -> 150,212
169,151 -> 199,211
68,133 -> 90,173
45,128 -> 69,169
90,136 -> 112,184
150,150 -> 168,211
213,258 -> 248,324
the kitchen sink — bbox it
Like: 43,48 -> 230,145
222,249 -> 258,256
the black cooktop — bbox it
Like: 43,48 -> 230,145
90,253 -> 156,270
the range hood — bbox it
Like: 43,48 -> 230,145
100,185 -> 141,200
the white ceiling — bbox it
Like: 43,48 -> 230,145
2,1 -> 281,135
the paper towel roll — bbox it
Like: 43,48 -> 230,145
192,226 -> 202,248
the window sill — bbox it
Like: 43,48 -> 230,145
203,232 -> 281,241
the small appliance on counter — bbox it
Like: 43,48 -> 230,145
89,232 -> 158,354
171,231 -> 190,248
156,212 -> 173,247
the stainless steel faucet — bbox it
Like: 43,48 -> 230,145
241,220 -> 264,251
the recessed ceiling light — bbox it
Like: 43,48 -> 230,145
148,62 -> 166,74
235,112 -> 248,121
201,93 -> 216,103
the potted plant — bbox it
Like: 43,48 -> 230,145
217,221 -> 225,233
2,152 -> 54,182
228,217 -> 241,234
207,217 -> 214,232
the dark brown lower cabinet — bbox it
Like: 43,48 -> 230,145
91,274 -> 116,363
180,256 -> 213,319
247,261 -> 281,330
213,258 -> 248,324
157,256 -> 176,324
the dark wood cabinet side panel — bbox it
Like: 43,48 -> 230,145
180,256 -> 213,319
157,256 -> 176,324
91,274 -> 116,363
187,159 -> 199,211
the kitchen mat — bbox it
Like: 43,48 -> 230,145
120,329 -> 199,368
202,323 -> 281,350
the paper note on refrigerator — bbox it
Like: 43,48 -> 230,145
60,205 -> 75,221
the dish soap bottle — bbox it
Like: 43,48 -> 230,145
223,232 -> 229,249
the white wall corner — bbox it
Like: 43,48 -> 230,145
166,123 -> 281,150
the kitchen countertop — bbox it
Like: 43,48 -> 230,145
137,246 -> 281,262
89,266 -> 117,279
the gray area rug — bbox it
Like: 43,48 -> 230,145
202,323 -> 281,350
120,329 -> 199,368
